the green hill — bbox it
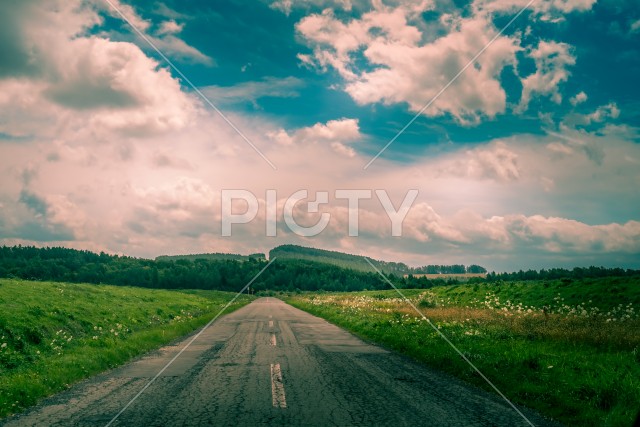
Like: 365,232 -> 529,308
268,245 -> 488,278
268,244 -> 409,275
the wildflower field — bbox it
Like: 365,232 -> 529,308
0,279 -> 253,418
287,277 -> 640,427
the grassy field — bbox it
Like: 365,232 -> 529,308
287,277 -> 640,427
0,279 -> 253,419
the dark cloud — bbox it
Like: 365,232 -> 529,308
151,152 -> 193,170
19,189 -> 47,216
126,221 -> 146,234
0,1 -> 41,78
12,221 -> 75,242
0,191 -> 76,242
21,164 -> 39,186
44,79 -> 139,110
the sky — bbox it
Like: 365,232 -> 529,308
1,0 -> 639,272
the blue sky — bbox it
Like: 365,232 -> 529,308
0,0 -> 639,271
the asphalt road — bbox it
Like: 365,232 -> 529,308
2,298 -> 558,426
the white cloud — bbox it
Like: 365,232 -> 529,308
330,141 -> 356,158
44,194 -> 88,238
402,203 -> 469,243
134,177 -> 216,214
570,91 -> 588,106
297,118 -> 361,142
562,102 -> 621,128
46,140 -> 97,166
472,0 -> 598,21
399,204 -> 640,255
519,41 -> 576,109
269,118 -> 361,156
101,0 -> 152,32
297,6 -> 520,124
464,142 -> 520,182
50,37 -> 197,130
0,79 -> 60,138
157,20 -> 183,35
585,102 -> 620,123
151,152 -> 193,170
201,77 -> 305,106
148,35 -> 213,65
499,215 -> 640,253
295,0 -> 597,123
0,0 -> 200,140
436,141 -> 521,182
540,176 -> 555,192
340,199 -> 640,256
545,129 -> 607,165
96,0 -> 212,64
270,0 -> 293,15
269,0 -> 355,15
546,141 -> 575,156
267,128 -> 295,146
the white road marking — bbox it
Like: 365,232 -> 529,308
270,333 -> 277,346
270,363 -> 287,408
269,320 -> 274,328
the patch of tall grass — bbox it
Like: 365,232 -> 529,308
0,279 -> 252,418
288,281 -> 639,427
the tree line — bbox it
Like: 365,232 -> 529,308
1,246 -> 636,292
485,266 -> 640,282
409,264 -> 487,274
0,246 -> 389,292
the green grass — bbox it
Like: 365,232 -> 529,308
287,277 -> 640,427
0,279 -> 253,418
427,276 -> 640,311
345,275 -> 640,312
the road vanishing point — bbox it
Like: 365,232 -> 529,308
2,298 -> 557,426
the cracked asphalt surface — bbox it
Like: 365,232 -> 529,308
1,298 -> 558,426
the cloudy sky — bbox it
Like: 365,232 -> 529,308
1,0 -> 639,271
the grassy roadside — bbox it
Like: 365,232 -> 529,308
286,279 -> 640,427
0,279 -> 253,418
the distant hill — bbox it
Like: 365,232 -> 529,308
156,253 -> 266,262
269,244 -> 409,275
268,245 -> 489,278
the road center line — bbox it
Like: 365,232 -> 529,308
270,333 -> 277,346
270,363 -> 287,409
